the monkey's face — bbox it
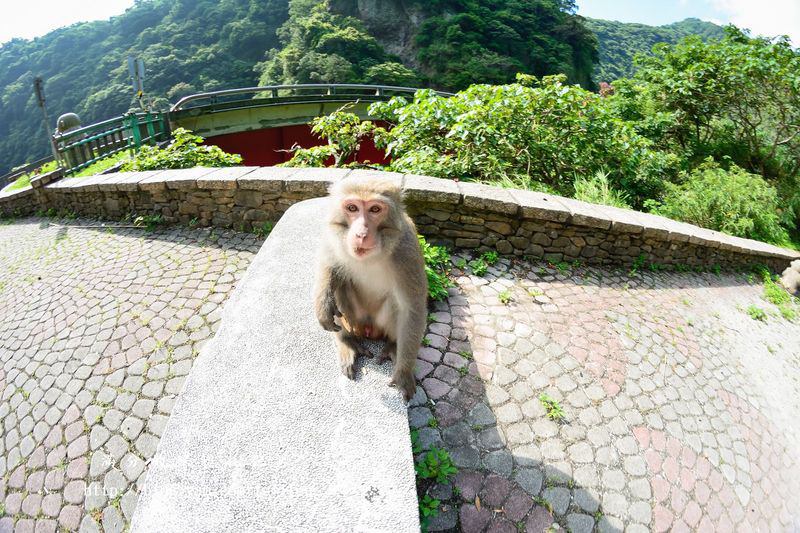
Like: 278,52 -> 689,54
341,196 -> 388,260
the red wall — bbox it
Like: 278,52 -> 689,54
203,124 -> 390,167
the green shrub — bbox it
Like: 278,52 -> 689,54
282,144 -> 338,168
418,235 -> 451,301
573,171 -> 631,208
284,109 -> 375,167
651,160 -> 788,244
370,74 -> 676,206
121,128 -> 242,171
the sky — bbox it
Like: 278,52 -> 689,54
576,0 -> 800,45
0,0 -> 135,43
0,0 -> 797,46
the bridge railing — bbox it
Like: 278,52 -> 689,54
8,85 -> 447,179
54,112 -> 169,175
171,83 -> 452,113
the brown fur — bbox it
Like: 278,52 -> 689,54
315,175 -> 428,401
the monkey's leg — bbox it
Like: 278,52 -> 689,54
378,341 -> 396,363
335,330 -> 362,379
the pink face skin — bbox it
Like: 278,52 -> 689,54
342,197 -> 388,260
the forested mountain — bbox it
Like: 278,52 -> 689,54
0,0 -> 289,175
0,0 -> 725,174
587,17 -> 725,82
0,0 -> 600,174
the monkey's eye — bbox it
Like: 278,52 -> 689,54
369,205 -> 382,214
346,204 -> 358,212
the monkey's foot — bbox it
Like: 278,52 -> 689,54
337,342 -> 357,380
341,361 -> 356,380
378,342 -> 396,363
389,371 -> 416,402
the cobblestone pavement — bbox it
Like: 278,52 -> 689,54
0,218 -> 262,532
413,254 -> 800,532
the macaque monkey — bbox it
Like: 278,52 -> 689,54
315,175 -> 428,401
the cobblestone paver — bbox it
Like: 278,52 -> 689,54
0,218 -> 262,532
414,253 -> 800,532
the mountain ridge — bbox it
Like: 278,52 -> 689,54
586,16 -> 726,82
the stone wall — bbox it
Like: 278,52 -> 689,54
1,166 -> 797,271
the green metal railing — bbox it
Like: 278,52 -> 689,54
54,112 -> 169,175
170,83 -> 452,114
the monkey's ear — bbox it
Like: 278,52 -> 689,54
397,187 -> 408,205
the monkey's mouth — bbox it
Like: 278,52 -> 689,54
354,247 -> 373,258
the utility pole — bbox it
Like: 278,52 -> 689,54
127,56 -> 146,110
33,77 -> 61,164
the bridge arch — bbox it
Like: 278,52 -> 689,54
170,84 -> 451,166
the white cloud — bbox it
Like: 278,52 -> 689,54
710,0 -> 800,45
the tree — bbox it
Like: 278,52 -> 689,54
614,26 -> 800,231
364,62 -> 420,86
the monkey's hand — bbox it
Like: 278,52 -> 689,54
316,297 -> 342,332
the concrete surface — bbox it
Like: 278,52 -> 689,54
130,198 -> 419,533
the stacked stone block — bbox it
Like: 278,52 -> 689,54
0,166 -> 796,271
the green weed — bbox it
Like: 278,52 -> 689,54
527,287 -> 544,297
481,250 -> 499,265
629,254 -> 646,275
419,494 -> 440,528
746,305 -> 767,321
416,448 -> 458,484
469,258 -> 488,276
253,221 -> 273,237
133,214 -> 163,232
539,393 -> 565,421
498,289 -> 512,305
419,235 -> 452,300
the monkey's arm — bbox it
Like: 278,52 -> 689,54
391,299 -> 427,401
390,230 -> 429,401
314,259 -> 343,332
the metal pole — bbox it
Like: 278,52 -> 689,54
33,77 -> 61,165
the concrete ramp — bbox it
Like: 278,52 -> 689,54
131,198 -> 419,532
